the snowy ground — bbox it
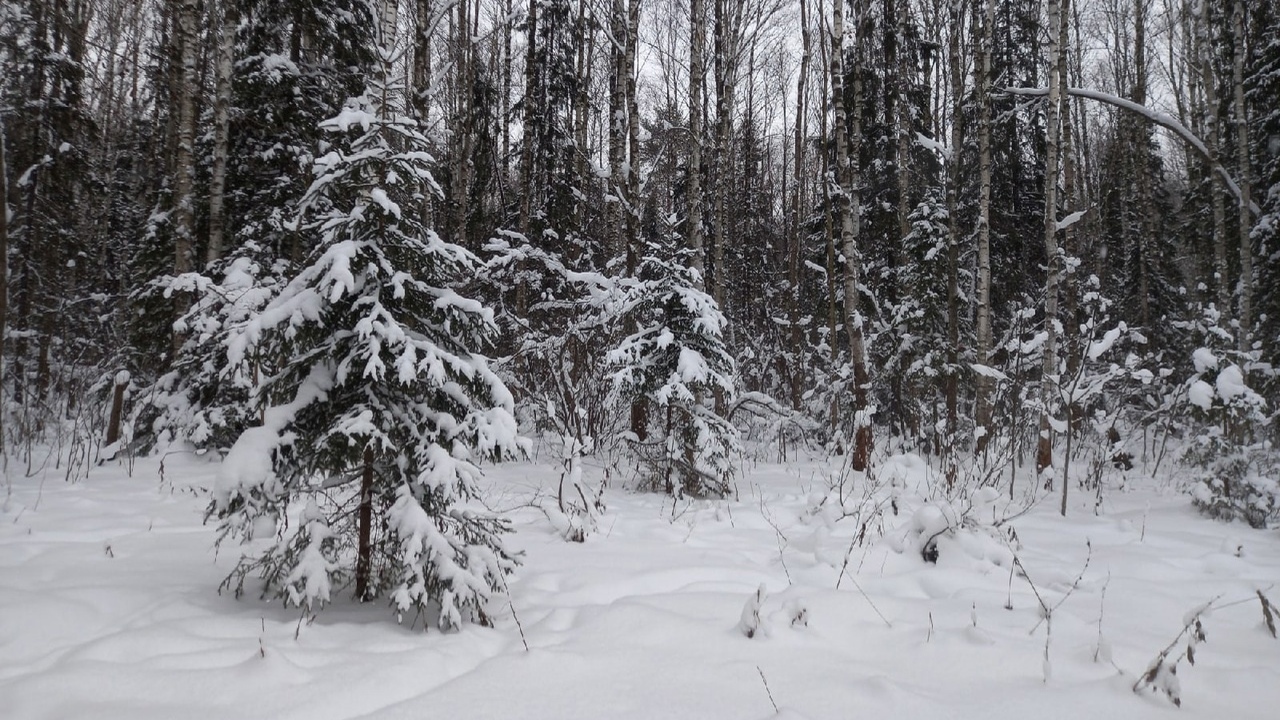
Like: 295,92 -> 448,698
2,446 -> 1278,719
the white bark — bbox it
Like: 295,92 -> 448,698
1199,0 -> 1230,312
172,0 -> 200,353
974,0 -> 994,450
833,0 -> 872,470
1232,0 -> 1253,342
688,0 -> 706,285
207,0 -> 236,265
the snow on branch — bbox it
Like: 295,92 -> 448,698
1002,86 -> 1261,217
1055,210 -> 1086,232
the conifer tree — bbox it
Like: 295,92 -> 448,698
610,236 -> 739,497
211,43 -> 524,629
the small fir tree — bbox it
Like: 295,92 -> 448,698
1178,304 -> 1277,528
609,238 -> 739,496
210,47 -> 524,629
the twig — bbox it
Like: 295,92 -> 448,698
756,666 -> 779,714
837,564 -> 893,628
1029,540 -> 1093,635
759,496 -> 793,584
499,571 -> 530,652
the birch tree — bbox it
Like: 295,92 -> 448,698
207,0 -> 237,265
1231,0 -> 1253,343
688,0 -> 706,283
1198,0 -> 1230,313
974,0 -> 994,453
833,0 -> 873,470
171,0 -> 201,351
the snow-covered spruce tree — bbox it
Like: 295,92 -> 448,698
209,48 -> 524,629
609,239 -> 739,497
875,190 -> 960,453
1178,304 -> 1277,528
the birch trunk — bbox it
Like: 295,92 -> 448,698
609,0 -> 627,260
1232,0 -> 1253,344
1198,0 -> 1229,313
944,0 -> 964,489
171,0 -> 201,355
688,0 -> 706,284
207,0 -> 236,265
974,0 -> 994,453
834,0 -> 872,471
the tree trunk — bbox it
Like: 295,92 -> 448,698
516,0 -> 539,314
609,0 -> 628,260
1232,0 -> 1253,344
688,0 -> 706,283
1060,0 -> 1080,503
0,117 -> 8,451
1132,0 -> 1154,331
789,0 -> 811,410
450,0 -> 473,249
944,0 -> 964,489
894,0 -> 914,437
414,0 -> 434,227
171,0 -> 201,355
834,0 -> 872,471
626,0 -> 646,440
712,0 -> 740,314
573,0 -> 594,254
501,0 -> 512,178
820,0 -> 838,392
1038,0 -> 1065,495
1198,0 -> 1229,313
354,447 -> 376,601
105,371 -> 129,446
974,0 -> 995,453
207,0 -> 236,266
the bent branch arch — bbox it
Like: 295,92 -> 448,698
1003,86 -> 1261,217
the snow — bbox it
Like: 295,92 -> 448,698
1193,347 -> 1219,374
1087,326 -> 1123,361
1214,365 -> 1250,404
3,450 -> 1280,719
1055,210 -> 1087,232
970,363 -> 1010,382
